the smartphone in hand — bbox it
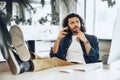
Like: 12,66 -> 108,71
63,26 -> 69,33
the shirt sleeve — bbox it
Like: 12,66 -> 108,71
85,35 -> 99,63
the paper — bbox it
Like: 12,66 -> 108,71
73,63 -> 101,72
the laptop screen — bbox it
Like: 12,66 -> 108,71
107,7 -> 120,64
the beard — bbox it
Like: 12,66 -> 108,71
72,26 -> 80,34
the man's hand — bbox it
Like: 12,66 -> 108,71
57,27 -> 68,41
52,27 -> 68,54
76,31 -> 88,43
76,31 -> 91,54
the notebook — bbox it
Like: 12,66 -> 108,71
72,63 -> 101,72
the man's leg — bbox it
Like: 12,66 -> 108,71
30,51 -> 43,59
31,57 -> 73,71
7,25 -> 72,73
2,24 -> 34,74
0,22 -> 32,74
7,48 -> 32,74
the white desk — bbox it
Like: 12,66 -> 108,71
0,62 -> 120,80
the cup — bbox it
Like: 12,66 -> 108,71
102,54 -> 110,69
102,54 -> 109,64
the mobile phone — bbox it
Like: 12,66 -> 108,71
64,26 -> 69,32
64,29 -> 68,32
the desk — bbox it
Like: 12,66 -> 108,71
0,62 -> 120,80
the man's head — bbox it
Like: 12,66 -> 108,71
62,13 -> 86,35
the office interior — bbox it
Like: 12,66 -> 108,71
0,0 -> 120,80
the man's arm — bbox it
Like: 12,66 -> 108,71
84,35 -> 99,63
76,31 -> 91,55
52,38 -> 61,54
83,40 -> 91,55
52,27 -> 68,54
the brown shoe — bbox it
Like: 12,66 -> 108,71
9,25 -> 30,61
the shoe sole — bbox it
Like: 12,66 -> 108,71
9,25 -> 30,61
0,23 -> 20,74
7,48 -> 20,75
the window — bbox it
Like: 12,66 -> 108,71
86,0 -> 120,39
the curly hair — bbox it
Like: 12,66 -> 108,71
62,13 -> 86,36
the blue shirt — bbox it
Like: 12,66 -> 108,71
50,34 -> 99,63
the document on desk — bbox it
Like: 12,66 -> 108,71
72,63 -> 101,72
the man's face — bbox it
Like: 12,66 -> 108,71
68,17 -> 81,35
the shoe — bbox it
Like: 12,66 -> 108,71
9,25 -> 31,61
0,22 -> 25,74
7,48 -> 26,74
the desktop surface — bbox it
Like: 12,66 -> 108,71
0,62 -> 120,80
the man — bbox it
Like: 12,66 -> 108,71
0,13 -> 99,75
50,13 -> 99,63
